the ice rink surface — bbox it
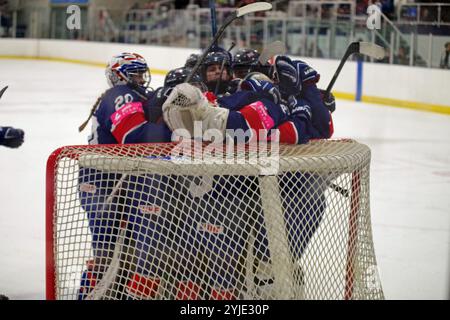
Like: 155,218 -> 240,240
0,59 -> 449,300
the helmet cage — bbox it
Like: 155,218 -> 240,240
106,53 -> 151,88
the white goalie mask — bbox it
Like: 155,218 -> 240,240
105,52 -> 151,88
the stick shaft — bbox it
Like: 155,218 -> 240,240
325,42 -> 359,96
325,42 -> 385,97
209,0 -> 217,36
214,42 -> 235,95
0,86 -> 8,100
186,13 -> 237,83
186,2 -> 272,83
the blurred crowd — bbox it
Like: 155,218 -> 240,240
1,0 -> 449,69
186,1 -> 258,8
0,0 -> 10,37
169,0 -> 450,26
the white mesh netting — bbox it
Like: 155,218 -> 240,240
46,139 -> 384,300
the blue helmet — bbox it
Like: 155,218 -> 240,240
232,48 -> 260,79
164,67 -> 207,92
201,50 -> 232,83
203,50 -> 232,70
184,53 -> 201,68
201,48 -> 233,94
232,48 -> 260,67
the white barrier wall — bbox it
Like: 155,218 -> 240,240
293,56 -> 450,108
1,38 -> 449,111
0,38 -> 200,72
291,57 -> 357,99
363,62 -> 450,107
37,40 -> 201,72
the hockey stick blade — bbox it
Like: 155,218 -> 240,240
259,41 -> 286,65
0,86 -> 8,100
186,2 -> 272,83
325,41 -> 386,96
329,183 -> 349,198
359,42 -> 386,60
236,2 -> 272,17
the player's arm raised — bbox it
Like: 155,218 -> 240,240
272,55 -> 334,139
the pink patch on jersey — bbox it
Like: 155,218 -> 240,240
240,101 -> 275,131
110,102 -> 144,126
250,101 -> 275,129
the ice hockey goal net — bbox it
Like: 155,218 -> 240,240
46,139 -> 384,300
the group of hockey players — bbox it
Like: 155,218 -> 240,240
77,45 -> 336,300
85,48 -> 334,147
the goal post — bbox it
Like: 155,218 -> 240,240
46,139 -> 384,300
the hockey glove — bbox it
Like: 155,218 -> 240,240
319,89 -> 336,113
226,78 -> 241,95
288,95 -> 312,123
0,126 -> 25,148
293,60 -> 320,86
239,78 -> 282,105
271,55 -> 301,98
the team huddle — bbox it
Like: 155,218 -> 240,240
86,48 -> 334,146
77,47 -> 336,300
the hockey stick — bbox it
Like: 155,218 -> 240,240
213,40 -> 285,96
258,40 -> 287,65
323,42 -> 384,197
257,40 -> 287,77
0,86 -> 8,100
214,42 -> 236,96
330,182 -> 349,198
209,0 -> 217,37
324,42 -> 385,98
186,2 -> 272,83
84,174 -> 129,300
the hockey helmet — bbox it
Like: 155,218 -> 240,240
105,52 -> 151,88
203,50 -> 232,69
233,48 -> 260,67
184,53 -> 201,68
164,67 -> 207,92
202,49 -> 233,83
232,48 -> 260,79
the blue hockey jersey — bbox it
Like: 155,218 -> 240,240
88,84 -> 172,145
